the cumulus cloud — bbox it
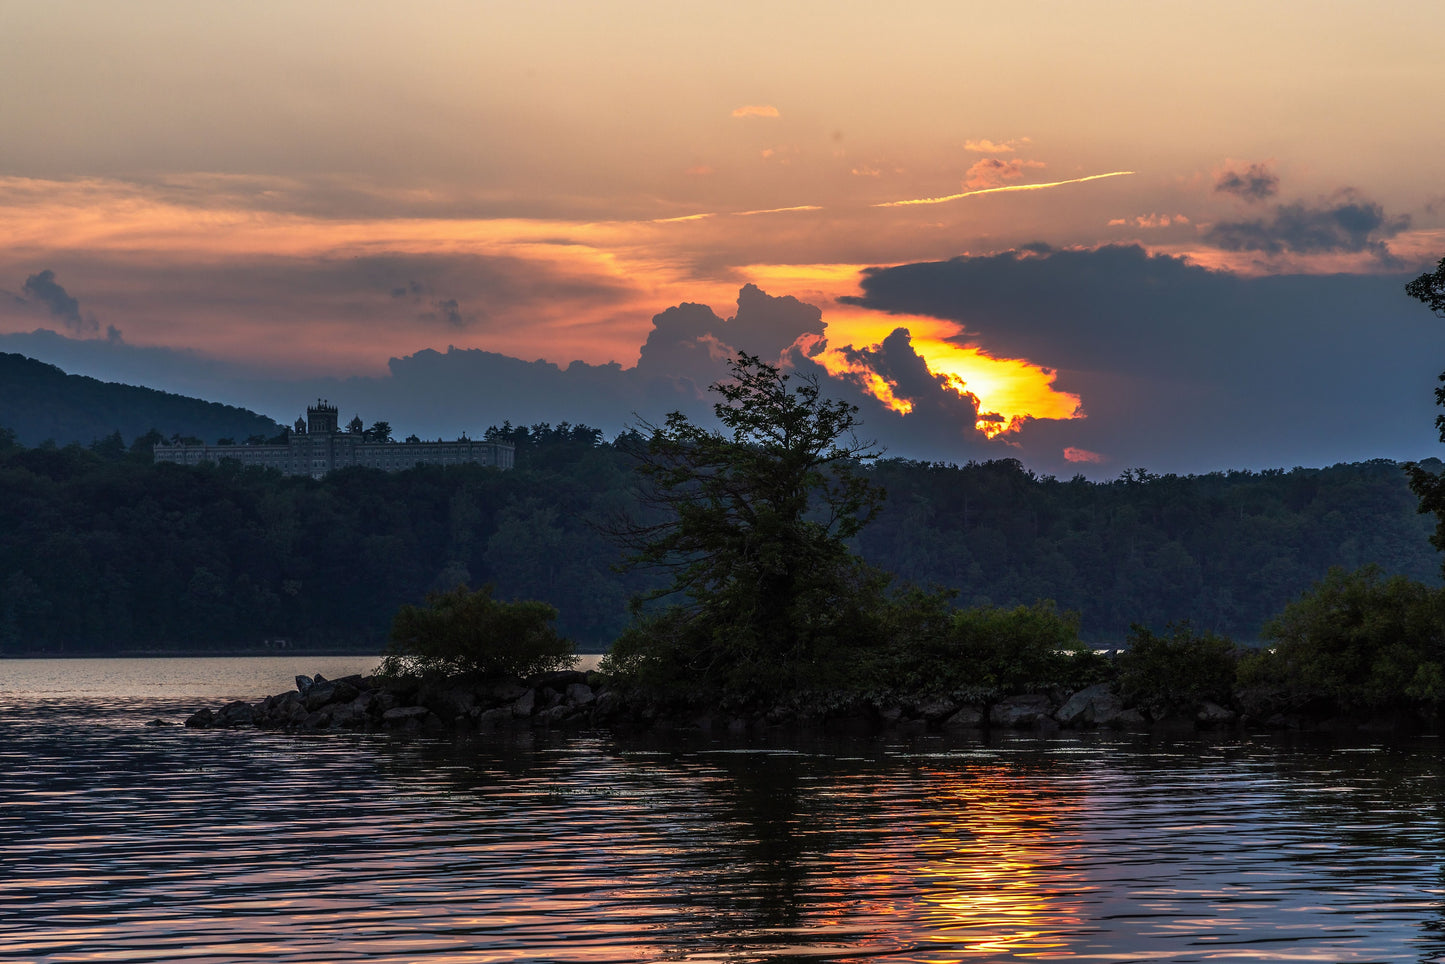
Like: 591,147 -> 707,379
964,157 -> 1046,189
636,284 -> 825,387
1203,190 -> 1409,261
843,243 -> 1445,473
1215,162 -> 1279,202
731,104 -> 780,118
21,270 -> 96,335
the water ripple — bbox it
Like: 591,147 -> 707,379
1,672 -> 1443,962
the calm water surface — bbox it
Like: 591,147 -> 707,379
1,657 -> 1442,963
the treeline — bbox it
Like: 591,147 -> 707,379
0,352 -> 284,448
0,421 -> 1436,654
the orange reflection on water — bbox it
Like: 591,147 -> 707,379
909,764 -> 1088,959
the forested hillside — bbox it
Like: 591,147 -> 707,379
0,353 -> 283,447
0,421 -> 1436,654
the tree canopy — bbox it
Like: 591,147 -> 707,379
607,353 -> 889,695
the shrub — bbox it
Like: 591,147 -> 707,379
1116,623 -> 1237,713
1260,566 -> 1445,710
880,600 -> 1105,698
381,584 -> 576,679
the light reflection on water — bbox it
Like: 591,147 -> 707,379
0,658 -> 1442,963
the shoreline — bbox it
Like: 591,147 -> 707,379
182,668 -> 1443,738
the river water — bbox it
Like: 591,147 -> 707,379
2,657 -> 1442,963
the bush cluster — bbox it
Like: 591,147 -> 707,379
380,583 -> 576,679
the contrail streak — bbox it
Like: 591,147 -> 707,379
651,212 -> 716,223
874,170 -> 1137,207
733,205 -> 823,216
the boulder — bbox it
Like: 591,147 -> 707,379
1196,701 -> 1237,726
531,669 -> 588,689
304,684 -> 337,712
512,689 -> 538,718
535,705 -> 574,725
1054,683 -> 1127,727
476,706 -> 513,728
382,705 -> 431,724
484,678 -> 529,702
876,704 -> 905,725
565,682 -> 595,706
184,708 -> 215,728
911,696 -> 958,722
990,694 -> 1053,728
1107,708 -> 1147,728
941,705 -> 985,729
427,687 -> 477,721
215,701 -> 256,728
295,675 -> 313,696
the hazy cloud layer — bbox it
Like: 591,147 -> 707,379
1203,191 -> 1409,261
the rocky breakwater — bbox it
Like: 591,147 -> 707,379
185,672 -> 1433,736
184,673 -> 1233,736
185,670 -> 617,734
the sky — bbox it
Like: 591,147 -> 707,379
2,0 -> 1443,476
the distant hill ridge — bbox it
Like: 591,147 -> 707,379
0,352 -> 283,447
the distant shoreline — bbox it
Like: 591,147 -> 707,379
0,649 -> 386,660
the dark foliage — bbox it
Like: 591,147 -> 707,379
1403,255 -> 1445,576
0,353 -> 282,447
1116,623 -> 1238,714
380,583 -> 575,678
605,353 -> 891,701
0,419 -> 1435,654
1252,566 -> 1445,710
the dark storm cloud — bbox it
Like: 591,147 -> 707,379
21,270 -> 96,335
1214,163 -> 1279,203
844,244 -> 1445,473
1203,192 -> 1409,260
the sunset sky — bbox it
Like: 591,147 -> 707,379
2,1 -> 1443,476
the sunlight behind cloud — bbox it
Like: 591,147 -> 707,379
817,308 -> 1083,437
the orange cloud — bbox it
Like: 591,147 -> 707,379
1064,446 -> 1107,464
731,104 -> 780,118
965,138 -> 1027,154
965,157 -> 1047,189
685,165 -> 714,176
1110,212 -> 1189,229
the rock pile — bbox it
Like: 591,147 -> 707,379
183,671 -> 1264,735
185,670 -> 615,734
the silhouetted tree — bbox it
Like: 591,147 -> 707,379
607,353 -> 887,693
1403,254 -> 1445,574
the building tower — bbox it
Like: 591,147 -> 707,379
306,399 -> 339,435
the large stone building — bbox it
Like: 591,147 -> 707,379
153,400 -> 515,478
